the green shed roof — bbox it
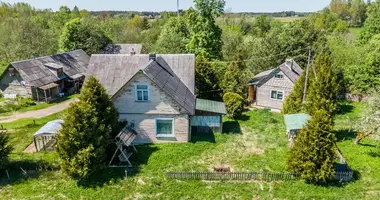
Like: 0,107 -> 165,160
196,98 -> 227,115
284,113 -> 311,131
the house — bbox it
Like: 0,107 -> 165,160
248,59 -> 303,110
86,54 -> 226,144
101,44 -> 143,55
0,50 -> 90,102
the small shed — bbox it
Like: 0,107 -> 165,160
33,120 -> 64,152
284,113 -> 311,146
191,99 -> 227,134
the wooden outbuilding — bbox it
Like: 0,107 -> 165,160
0,50 -> 89,102
191,99 -> 227,134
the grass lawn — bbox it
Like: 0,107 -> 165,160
0,94 -> 79,117
349,27 -> 363,39
0,103 -> 379,199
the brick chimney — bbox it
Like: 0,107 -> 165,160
130,47 -> 136,55
149,53 -> 156,61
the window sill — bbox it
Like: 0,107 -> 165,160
156,134 -> 175,138
156,136 -> 177,141
135,100 -> 151,103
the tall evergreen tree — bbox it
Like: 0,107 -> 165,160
287,109 -> 337,184
57,77 -> 118,180
305,52 -> 340,118
282,73 -> 307,114
0,133 -> 12,170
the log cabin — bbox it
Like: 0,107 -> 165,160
0,50 -> 90,102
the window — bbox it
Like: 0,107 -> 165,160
275,73 -> 284,79
271,90 -> 284,100
135,84 -> 149,101
156,119 -> 174,137
57,68 -> 64,77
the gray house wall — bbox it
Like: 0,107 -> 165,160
0,69 -> 32,97
256,71 -> 295,110
113,72 -> 191,144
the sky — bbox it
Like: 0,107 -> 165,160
2,0 -> 331,12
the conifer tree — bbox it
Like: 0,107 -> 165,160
282,73 -> 306,114
287,109 -> 337,184
0,133 -> 12,169
305,53 -> 340,117
57,77 -> 118,180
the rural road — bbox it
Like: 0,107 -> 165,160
0,98 -> 78,123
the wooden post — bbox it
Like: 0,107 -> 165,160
33,136 -> 38,152
302,48 -> 312,103
36,88 -> 40,103
42,136 -> 46,151
44,89 -> 47,103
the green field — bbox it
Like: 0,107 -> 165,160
0,102 -> 379,199
349,27 -> 363,38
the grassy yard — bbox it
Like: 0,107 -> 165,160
0,94 -> 78,117
0,103 -> 379,199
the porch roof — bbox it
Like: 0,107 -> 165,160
195,98 -> 227,115
39,83 -> 59,90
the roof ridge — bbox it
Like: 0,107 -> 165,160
11,49 -> 85,64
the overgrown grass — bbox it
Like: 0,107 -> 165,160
349,27 -> 362,39
0,103 -> 379,199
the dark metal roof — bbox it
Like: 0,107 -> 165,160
195,98 -> 227,115
142,57 -> 196,115
249,59 -> 303,85
10,50 -> 90,87
101,44 -> 143,54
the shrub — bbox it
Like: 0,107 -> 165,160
16,97 -> 36,107
57,77 -> 118,180
0,133 -> 13,169
223,92 -> 245,119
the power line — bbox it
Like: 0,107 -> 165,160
196,47 -> 310,64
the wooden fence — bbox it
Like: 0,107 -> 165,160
165,172 -> 301,181
166,170 -> 354,182
334,170 -> 354,182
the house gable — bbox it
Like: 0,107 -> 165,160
113,72 -> 189,115
258,68 -> 295,89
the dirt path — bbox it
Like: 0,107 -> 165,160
0,98 -> 78,123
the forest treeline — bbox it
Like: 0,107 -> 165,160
0,0 -> 379,100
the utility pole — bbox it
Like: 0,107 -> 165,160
302,48 -> 312,103
177,0 -> 180,16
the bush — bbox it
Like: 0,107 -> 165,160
16,97 -> 36,107
57,77 -> 118,180
223,92 -> 245,119
0,133 -> 13,169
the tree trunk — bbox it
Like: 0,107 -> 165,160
354,133 -> 370,145
354,136 -> 362,145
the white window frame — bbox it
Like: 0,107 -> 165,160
135,84 -> 150,102
270,90 -> 284,101
155,118 -> 175,138
274,73 -> 284,79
